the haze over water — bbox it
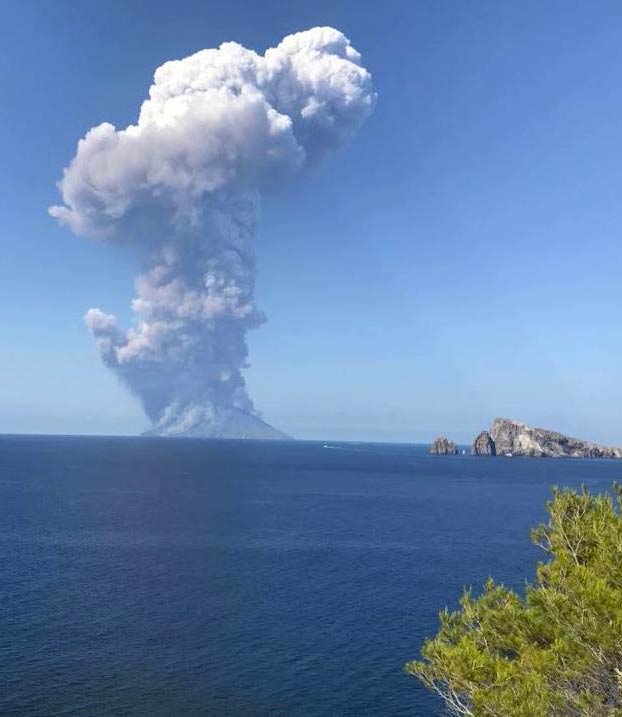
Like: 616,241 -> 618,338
3,435 -> 619,716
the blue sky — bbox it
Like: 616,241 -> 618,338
1,0 -> 621,442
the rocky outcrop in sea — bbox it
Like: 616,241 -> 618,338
472,418 -> 622,458
472,431 -> 496,456
430,437 -> 458,455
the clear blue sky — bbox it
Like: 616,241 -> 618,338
1,0 -> 621,443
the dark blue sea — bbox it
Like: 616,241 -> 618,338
2,436 -> 621,716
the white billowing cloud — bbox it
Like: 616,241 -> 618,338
50,27 -> 375,436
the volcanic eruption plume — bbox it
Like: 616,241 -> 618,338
50,27 -> 375,437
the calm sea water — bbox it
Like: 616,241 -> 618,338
2,435 -> 621,716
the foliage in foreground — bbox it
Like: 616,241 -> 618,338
407,484 -> 622,716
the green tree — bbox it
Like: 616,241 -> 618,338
407,485 -> 622,716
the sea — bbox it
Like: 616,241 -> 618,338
2,435 -> 621,716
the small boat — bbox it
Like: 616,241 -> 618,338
505,452 -> 513,457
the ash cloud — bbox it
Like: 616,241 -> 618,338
50,27 -> 375,436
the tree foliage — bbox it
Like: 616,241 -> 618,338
407,484 -> 622,716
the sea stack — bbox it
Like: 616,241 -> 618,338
472,418 -> 622,459
430,437 -> 459,455
472,431 -> 496,456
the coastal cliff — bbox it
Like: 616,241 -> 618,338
472,418 -> 622,458
430,437 -> 458,455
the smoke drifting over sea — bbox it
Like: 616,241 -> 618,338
50,27 -> 375,437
